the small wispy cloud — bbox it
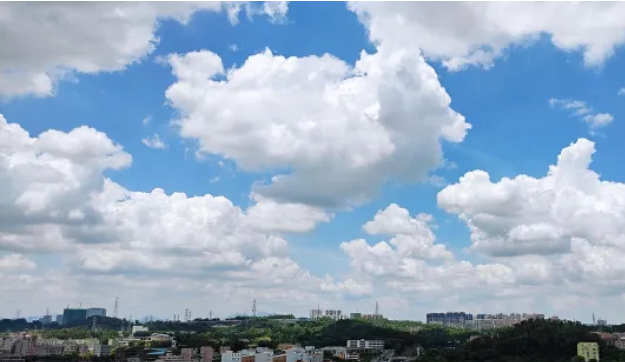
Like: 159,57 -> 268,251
142,116 -> 151,126
142,134 -> 168,149
618,88 -> 625,96
262,1 -> 289,24
229,44 -> 239,52
549,98 -> 613,129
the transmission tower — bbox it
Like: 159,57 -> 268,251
252,299 -> 257,317
209,310 -> 213,320
113,297 -> 119,318
16,309 -> 21,319
92,317 -> 97,332
375,301 -> 379,315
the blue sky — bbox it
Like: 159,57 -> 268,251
3,2 -> 625,322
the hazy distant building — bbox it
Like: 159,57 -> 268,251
598,319 -> 608,326
86,308 -> 107,318
426,312 -> 473,326
310,309 -> 323,319
55,314 -> 63,324
62,308 -> 87,325
132,325 -> 149,335
40,315 -> 52,324
362,314 -> 383,320
325,310 -> 342,320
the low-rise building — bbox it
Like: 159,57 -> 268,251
577,342 -> 600,361
221,350 -> 250,362
0,338 -> 15,354
0,356 -> 25,362
92,345 -> 112,357
33,345 -> 64,356
286,348 -> 322,362
132,325 -> 149,335
346,340 -> 384,352
12,339 -> 34,357
200,347 -> 214,362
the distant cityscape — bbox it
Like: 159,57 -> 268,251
1,301 -> 624,362
425,311 -> 610,331
3,301 -> 613,330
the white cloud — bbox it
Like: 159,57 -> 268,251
142,116 -> 152,126
618,88 -> 625,96
5,113 -> 625,320
549,98 -> 614,129
142,134 -> 168,149
438,138 -> 625,287
340,197 -> 625,321
349,2 -> 625,70
0,254 -> 36,271
244,194 -> 332,233
165,46 -> 470,208
0,114 -> 356,317
262,1 -> 289,24
0,2 -> 288,97
229,44 -> 240,52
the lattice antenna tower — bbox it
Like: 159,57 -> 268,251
16,309 -> 21,319
113,297 -> 119,318
252,299 -> 257,317
375,301 -> 379,315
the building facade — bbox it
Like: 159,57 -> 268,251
325,310 -> 342,320
86,308 -> 107,318
426,312 -> 473,326
346,340 -> 384,352
62,309 -> 87,325
309,309 -> 323,319
577,342 -> 600,361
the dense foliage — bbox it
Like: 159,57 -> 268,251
419,319 -> 625,362
4,316 -> 625,362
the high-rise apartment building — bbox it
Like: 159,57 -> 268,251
310,309 -> 323,319
86,308 -> 107,318
62,308 -> 87,325
426,312 -> 473,326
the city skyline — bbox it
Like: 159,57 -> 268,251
2,2 -> 625,324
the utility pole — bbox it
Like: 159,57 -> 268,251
113,297 -> 119,318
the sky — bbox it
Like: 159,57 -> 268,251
2,1 -> 625,324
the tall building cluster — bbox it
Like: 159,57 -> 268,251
310,302 -> 383,321
426,312 -> 546,331
60,307 -> 107,325
309,308 -> 344,320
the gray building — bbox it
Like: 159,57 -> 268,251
62,308 -> 87,325
86,308 -> 107,318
